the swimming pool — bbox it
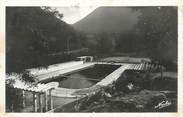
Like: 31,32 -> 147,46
42,64 -> 121,89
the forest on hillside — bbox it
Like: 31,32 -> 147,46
80,7 -> 177,68
6,7 -> 86,73
6,7 -> 177,73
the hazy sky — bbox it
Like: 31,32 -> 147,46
55,6 -> 98,24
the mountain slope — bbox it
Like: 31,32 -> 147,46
72,7 -> 141,33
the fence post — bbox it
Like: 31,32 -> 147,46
33,92 -> 38,112
22,90 -> 25,108
49,89 -> 53,110
45,91 -> 48,111
39,93 -> 43,112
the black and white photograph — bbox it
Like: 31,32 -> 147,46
1,2 -> 181,115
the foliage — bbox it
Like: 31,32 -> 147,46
21,71 -> 37,84
133,7 -> 177,60
109,7 -> 177,62
115,32 -> 141,53
6,7 -> 177,72
96,33 -> 114,54
6,7 -> 86,73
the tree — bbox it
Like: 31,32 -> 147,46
96,33 -> 114,55
6,7 -> 86,73
116,32 -> 139,53
133,7 -> 177,61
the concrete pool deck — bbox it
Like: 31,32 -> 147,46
34,62 -> 95,81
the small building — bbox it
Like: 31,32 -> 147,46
76,56 -> 94,63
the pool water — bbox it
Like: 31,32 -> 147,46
43,64 -> 120,89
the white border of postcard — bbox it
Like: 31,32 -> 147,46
0,0 -> 183,117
